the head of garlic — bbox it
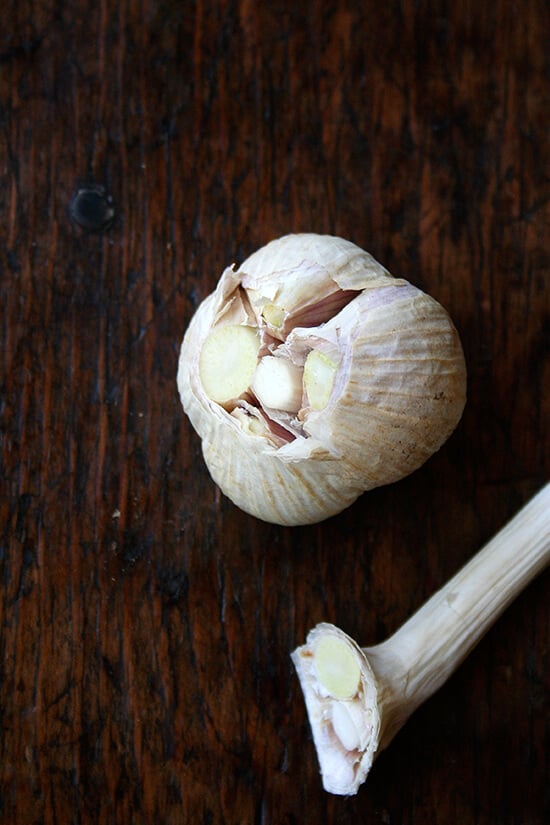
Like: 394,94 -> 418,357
177,234 -> 467,526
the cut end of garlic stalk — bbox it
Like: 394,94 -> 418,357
293,486 -> 550,794
291,623 -> 380,796
199,324 -> 260,405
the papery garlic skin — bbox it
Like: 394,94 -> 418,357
177,234 -> 467,526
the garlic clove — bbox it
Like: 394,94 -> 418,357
250,355 -> 303,413
262,302 -> 285,330
331,702 -> 367,753
303,350 -> 338,411
199,324 -> 260,406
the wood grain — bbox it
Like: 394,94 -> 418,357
1,1 -> 548,822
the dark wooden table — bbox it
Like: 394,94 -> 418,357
1,1 -> 548,823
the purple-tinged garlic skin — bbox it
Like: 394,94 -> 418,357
177,234 -> 467,525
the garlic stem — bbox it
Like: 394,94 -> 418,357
331,702 -> 364,752
368,482 -> 550,749
292,483 -> 550,795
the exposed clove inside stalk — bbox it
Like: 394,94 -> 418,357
291,484 -> 550,795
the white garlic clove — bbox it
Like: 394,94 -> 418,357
331,702 -> 363,752
303,350 -> 338,411
177,234 -> 467,525
250,355 -> 303,413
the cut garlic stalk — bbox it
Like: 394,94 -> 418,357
292,484 -> 550,795
178,234 -> 467,525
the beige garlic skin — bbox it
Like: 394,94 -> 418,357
177,234 -> 467,526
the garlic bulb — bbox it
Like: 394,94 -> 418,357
177,234 -> 467,525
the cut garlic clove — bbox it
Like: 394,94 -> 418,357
314,634 -> 361,700
199,324 -> 260,406
303,350 -> 338,411
251,355 -> 303,413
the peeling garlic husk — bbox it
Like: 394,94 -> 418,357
177,234 -> 467,525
